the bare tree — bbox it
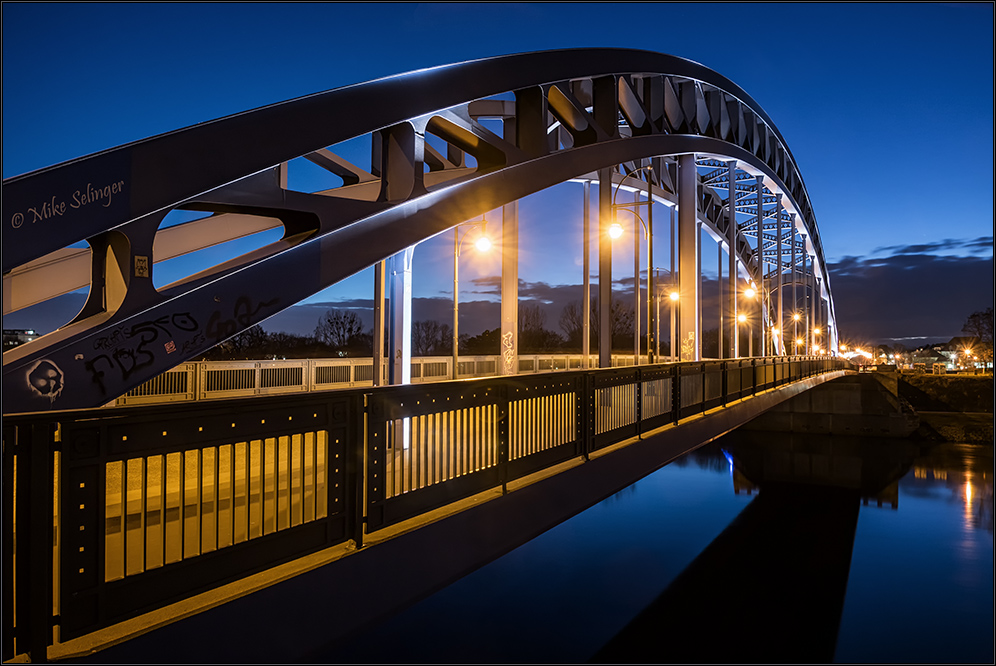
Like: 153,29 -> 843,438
519,302 -> 547,334
559,298 -> 633,351
314,309 -> 364,350
518,302 -> 562,351
963,307 -> 994,363
412,320 -> 445,356
225,324 -> 268,357
559,300 -> 590,348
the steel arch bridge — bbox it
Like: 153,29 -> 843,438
2,48 -> 838,414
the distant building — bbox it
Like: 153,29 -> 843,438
3,328 -> 40,352
911,336 -> 987,370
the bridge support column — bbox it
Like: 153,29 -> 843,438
791,215 -> 797,354
816,276 -> 824,353
599,167 -> 613,368
373,260 -> 386,386
677,154 -> 700,361
798,235 -> 806,354
389,247 -> 414,385
583,181 -> 592,367
717,238 -> 723,359
755,175 -> 766,358
775,194 -> 783,355
728,161 -> 738,358
501,201 -> 518,375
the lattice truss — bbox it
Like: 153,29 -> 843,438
699,158 -> 810,284
2,49 -> 836,411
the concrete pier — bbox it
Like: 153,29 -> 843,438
741,372 -> 920,437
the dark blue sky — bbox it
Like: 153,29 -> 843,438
3,3 -> 993,347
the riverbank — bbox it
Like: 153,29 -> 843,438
915,412 -> 993,444
899,373 -> 993,412
899,373 -> 993,443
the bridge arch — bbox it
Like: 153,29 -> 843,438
3,48 -> 838,412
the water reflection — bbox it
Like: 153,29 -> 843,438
593,430 -> 919,664
908,442 -> 993,535
311,432 -> 992,664
594,433 -> 993,664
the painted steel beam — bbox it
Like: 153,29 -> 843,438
3,48 -> 836,412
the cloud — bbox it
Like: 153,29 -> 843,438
828,253 -> 993,345
870,235 -> 993,257
15,245 -> 985,354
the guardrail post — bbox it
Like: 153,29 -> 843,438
672,364 -> 680,425
751,358 -> 758,396
581,373 -> 593,461
700,362 -> 706,411
351,395 -> 367,549
635,368 -> 643,439
721,360 -> 728,407
498,385 -> 509,494
19,422 -> 55,663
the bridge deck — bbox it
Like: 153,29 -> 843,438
3,358 -> 846,662
55,369 -> 845,662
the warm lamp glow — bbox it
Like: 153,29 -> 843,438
737,314 -> 747,323
669,291 -> 679,302
474,235 -> 492,252
796,338 -> 803,346
793,313 -> 801,321
608,223 -> 623,239
744,288 -> 756,299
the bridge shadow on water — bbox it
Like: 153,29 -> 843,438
590,430 -> 925,664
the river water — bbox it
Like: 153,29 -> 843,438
317,431 -> 994,664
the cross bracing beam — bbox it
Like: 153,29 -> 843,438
3,48 -> 836,413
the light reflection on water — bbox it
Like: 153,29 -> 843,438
317,437 -> 994,664
834,442 -> 993,664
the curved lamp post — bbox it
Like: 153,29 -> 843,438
453,218 -> 492,379
610,164 -> 655,364
744,283 -> 784,356
737,312 -> 753,358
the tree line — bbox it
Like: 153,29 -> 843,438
200,300 -> 682,361
202,302 -> 996,363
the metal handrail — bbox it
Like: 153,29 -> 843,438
2,356 -> 846,661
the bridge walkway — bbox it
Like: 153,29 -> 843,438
3,357 -> 846,662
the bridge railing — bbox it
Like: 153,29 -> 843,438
2,355 -> 846,661
110,354 -> 665,407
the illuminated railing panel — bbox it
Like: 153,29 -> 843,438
3,356 -> 843,660
102,433 -> 328,582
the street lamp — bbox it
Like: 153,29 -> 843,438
611,164 -> 655,364
793,312 -> 802,356
453,218 -> 492,379
743,285 -> 765,356
738,312 -> 752,357
745,283 -> 784,356
669,289 -> 679,361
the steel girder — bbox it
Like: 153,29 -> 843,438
2,48 -> 836,413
